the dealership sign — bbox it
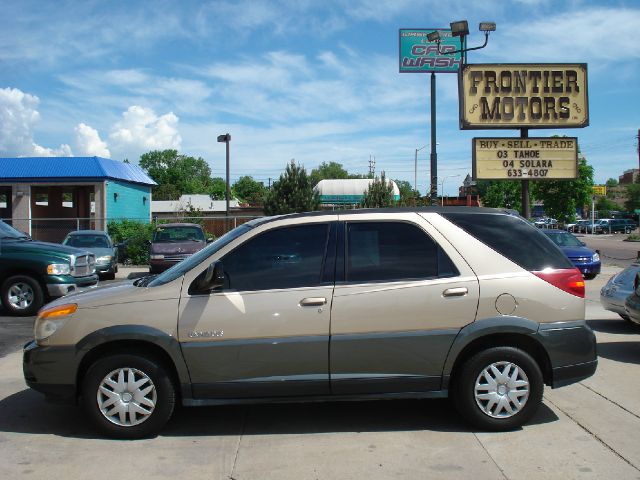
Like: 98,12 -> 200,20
472,137 -> 578,180
459,64 -> 589,129
399,29 -> 462,73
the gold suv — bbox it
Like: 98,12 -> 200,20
24,208 -> 597,438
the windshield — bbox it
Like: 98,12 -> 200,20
147,224 -> 253,287
0,220 -> 28,239
64,234 -> 110,248
545,232 -> 583,248
153,226 -> 205,243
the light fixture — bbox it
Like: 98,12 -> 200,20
450,20 -> 469,37
479,22 -> 496,32
427,31 -> 440,42
113,192 -> 118,202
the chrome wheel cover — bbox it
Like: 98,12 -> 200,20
474,361 -> 530,419
97,367 -> 157,427
8,282 -> 34,310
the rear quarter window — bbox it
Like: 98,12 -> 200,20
442,212 -> 574,271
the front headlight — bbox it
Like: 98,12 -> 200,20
96,255 -> 113,265
592,253 -> 600,262
47,263 -> 71,275
150,254 -> 165,260
34,303 -> 77,342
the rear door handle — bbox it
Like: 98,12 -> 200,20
299,297 -> 327,307
443,287 -> 468,297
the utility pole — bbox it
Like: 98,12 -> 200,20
369,155 -> 376,176
217,133 -> 231,216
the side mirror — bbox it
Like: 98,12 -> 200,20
145,239 -> 151,246
193,261 -> 225,293
580,241 -> 586,246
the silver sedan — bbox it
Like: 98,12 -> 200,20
600,263 -> 640,322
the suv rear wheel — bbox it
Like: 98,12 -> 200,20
1,275 -> 44,316
82,353 -> 176,439
453,347 -> 543,431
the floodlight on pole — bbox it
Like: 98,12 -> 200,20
427,20 -> 496,62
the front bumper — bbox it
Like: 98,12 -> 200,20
23,340 -> 77,404
46,274 -> 99,297
572,261 -> 601,277
536,321 -> 598,388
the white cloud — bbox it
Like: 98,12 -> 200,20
75,123 -> 110,158
109,106 -> 182,155
0,87 -> 72,157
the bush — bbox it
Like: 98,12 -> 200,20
107,220 -> 154,265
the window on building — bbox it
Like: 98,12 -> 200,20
35,193 -> 48,207
62,191 -> 74,208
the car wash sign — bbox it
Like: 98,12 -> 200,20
459,63 -> 589,129
399,29 -> 462,73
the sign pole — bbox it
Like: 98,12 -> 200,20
430,72 -> 438,205
521,128 -> 530,219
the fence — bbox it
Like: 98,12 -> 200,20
1,216 -> 264,243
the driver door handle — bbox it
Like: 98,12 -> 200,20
299,297 -> 327,307
443,287 -> 468,297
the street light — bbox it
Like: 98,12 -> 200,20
440,174 -> 461,206
427,20 -> 496,64
217,133 -> 231,216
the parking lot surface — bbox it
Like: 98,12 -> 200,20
0,263 -> 639,479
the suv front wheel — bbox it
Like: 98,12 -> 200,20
82,353 -> 176,439
453,347 -> 543,431
1,275 -> 44,316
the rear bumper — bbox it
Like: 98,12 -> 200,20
536,321 -> 597,388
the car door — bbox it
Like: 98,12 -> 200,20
178,220 -> 335,399
329,213 -> 479,395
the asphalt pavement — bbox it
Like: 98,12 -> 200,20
0,260 -> 639,479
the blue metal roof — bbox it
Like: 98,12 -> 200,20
0,157 -> 156,185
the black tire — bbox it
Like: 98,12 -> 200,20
102,271 -> 116,280
452,347 -> 543,431
82,354 -> 175,439
584,273 -> 596,280
0,275 -> 45,316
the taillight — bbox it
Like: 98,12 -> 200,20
532,268 -> 585,298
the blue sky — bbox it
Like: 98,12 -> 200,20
1,0 -> 638,196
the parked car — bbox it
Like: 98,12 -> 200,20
63,230 -> 118,280
533,217 -> 557,228
567,219 -> 590,233
600,263 -> 640,322
541,229 -> 601,279
591,218 -> 635,234
624,272 -> 640,325
24,208 -> 597,438
0,220 -> 98,316
149,223 -> 211,273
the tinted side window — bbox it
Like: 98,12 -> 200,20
442,212 -> 573,271
222,224 -> 329,291
346,221 -> 457,282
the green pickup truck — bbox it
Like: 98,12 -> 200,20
0,220 -> 99,316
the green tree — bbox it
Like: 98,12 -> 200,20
263,160 -> 320,215
140,149 -> 213,200
361,171 -> 396,208
207,177 -> 226,200
394,179 -> 419,206
233,176 -> 266,205
476,180 -> 525,211
309,161 -> 350,186
532,156 -> 594,222
606,178 -> 618,187
624,183 -> 640,212
596,196 -> 618,215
